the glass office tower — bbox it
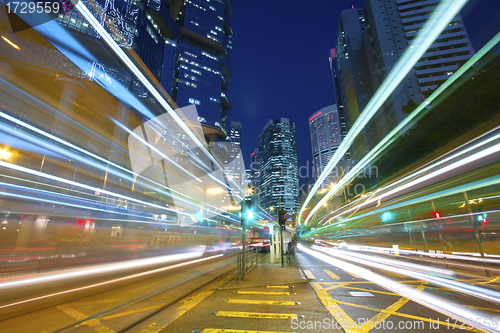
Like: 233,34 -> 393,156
309,105 -> 343,189
172,0 -> 233,137
258,118 -> 299,216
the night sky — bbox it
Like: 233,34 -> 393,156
229,0 -> 500,186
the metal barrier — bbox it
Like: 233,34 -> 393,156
237,247 -> 258,280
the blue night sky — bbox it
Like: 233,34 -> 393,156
229,0 -> 500,186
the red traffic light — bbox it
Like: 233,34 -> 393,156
279,209 -> 288,225
432,212 -> 441,219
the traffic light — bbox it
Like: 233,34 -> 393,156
381,211 -> 392,223
241,200 -> 254,226
432,212 -> 441,219
476,213 -> 488,228
279,209 -> 287,226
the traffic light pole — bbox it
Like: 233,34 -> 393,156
279,198 -> 284,267
241,214 -> 245,280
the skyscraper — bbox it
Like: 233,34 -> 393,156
336,0 -> 474,149
329,48 -> 350,160
309,105 -> 343,189
56,0 -> 234,139
363,0 -> 474,139
336,6 -> 379,158
329,49 -> 347,141
336,6 -> 373,138
258,118 -> 299,216
171,0 -> 233,137
225,121 -> 244,197
365,0 -> 474,96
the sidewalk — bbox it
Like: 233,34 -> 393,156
144,252 -> 343,333
221,253 -> 308,289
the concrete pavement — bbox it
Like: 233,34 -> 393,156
140,252 -> 343,333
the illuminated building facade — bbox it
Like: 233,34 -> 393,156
250,148 -> 260,190
55,0 -> 233,137
336,1 -> 474,151
329,49 -> 347,141
172,0 -> 233,136
258,118 -> 299,215
336,7 -> 374,158
225,121 -> 244,197
308,105 -> 342,189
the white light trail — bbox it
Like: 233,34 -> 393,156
0,160 -> 193,217
312,245 -> 500,305
300,245 -> 500,333
329,142 -> 500,225
0,254 -> 222,309
0,93 -> 236,221
312,174 -> 500,235
0,107 -> 239,222
0,252 -> 202,289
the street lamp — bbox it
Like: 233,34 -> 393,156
246,187 -> 253,197
0,148 -> 11,160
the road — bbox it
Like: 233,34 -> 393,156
0,252 -> 236,333
295,243 -> 500,332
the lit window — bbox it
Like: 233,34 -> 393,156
189,98 -> 201,105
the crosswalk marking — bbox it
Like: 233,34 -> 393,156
303,270 -> 316,279
202,329 -> 295,333
227,299 -> 295,306
216,311 -> 297,320
56,304 -> 88,320
324,269 -> 340,279
310,282 -> 358,332
266,285 -> 289,289
77,304 -> 165,329
236,291 -> 289,295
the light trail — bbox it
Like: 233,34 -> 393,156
299,0 -> 470,224
0,106 -> 237,221
0,111 -> 241,223
323,242 -> 500,265
309,174 -> 500,236
0,253 -> 223,310
0,160 -> 193,217
0,252 -> 202,289
300,245 -> 500,333
0,181 -> 160,221
0,109 -> 136,178
322,140 -> 500,227
311,245 -> 500,305
302,30 -> 500,227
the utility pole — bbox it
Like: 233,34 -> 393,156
279,198 -> 284,267
241,205 -> 245,280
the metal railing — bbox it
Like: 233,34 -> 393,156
237,247 -> 258,280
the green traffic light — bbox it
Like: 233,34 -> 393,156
381,212 -> 392,223
247,210 -> 253,220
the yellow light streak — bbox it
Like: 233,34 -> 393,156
1,36 -> 20,50
207,188 -> 225,194
0,148 -> 12,160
